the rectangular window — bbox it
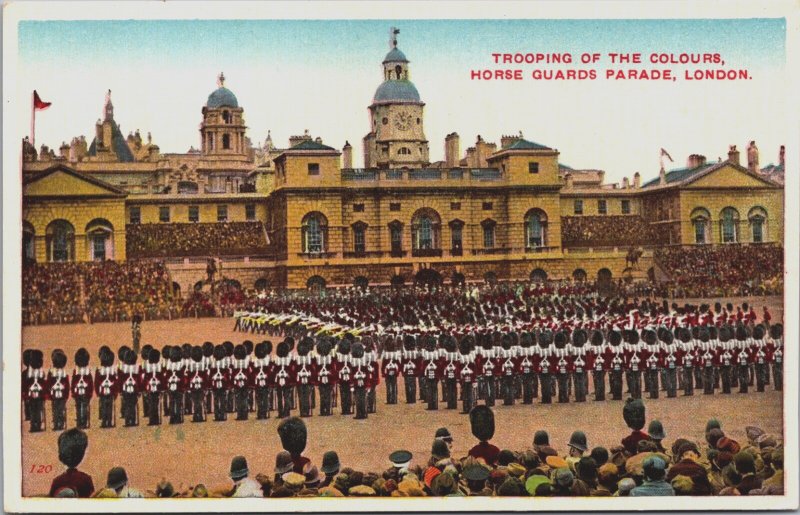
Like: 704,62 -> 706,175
129,207 -> 141,225
598,199 -> 607,215
217,205 -> 228,222
451,202 -> 461,211
482,202 -> 493,211
694,222 -> 706,244
354,227 -> 366,254
574,200 -> 583,215
389,202 -> 401,212
159,206 -> 170,223
451,225 -> 463,254
353,203 -> 365,213
483,225 -> 495,248
245,203 -> 256,221
308,163 -> 320,176
528,162 -> 539,174
621,199 -> 631,214
752,221 -> 764,243
390,226 -> 402,254
188,205 -> 200,223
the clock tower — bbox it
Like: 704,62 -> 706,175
363,28 -> 429,169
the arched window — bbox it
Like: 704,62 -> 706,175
525,209 -> 548,248
411,209 -> 441,253
23,221 -> 35,264
85,218 -> 114,261
573,269 -> 587,282
748,206 -> 767,243
530,268 -> 548,283
301,212 -> 328,254
352,222 -> 367,254
719,207 -> 740,243
690,207 -> 711,244
254,278 -> 269,291
307,275 -> 326,291
222,133 -> 231,150
222,110 -> 231,124
45,219 -> 75,262
395,64 -> 403,79
597,268 -> 612,283
398,147 -> 412,155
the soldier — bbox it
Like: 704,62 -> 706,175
277,417 -> 311,473
554,331 -> 571,403
314,339 -> 336,416
441,336 -> 459,409
142,349 -> 164,426
46,350 -> 70,431
679,328 -> 695,396
131,313 -> 142,354
621,398 -> 648,456
380,337 -> 401,405
643,329 -> 660,399
699,327 -> 715,395
458,336 -> 477,414
480,334 -> 497,406
181,344 -> 194,416
231,345 -> 251,421
71,348 -> 93,429
210,345 -> 230,422
401,335 -> 419,404
165,346 -> 186,424
295,338 -> 315,418
336,339 -> 353,415
589,330 -> 607,401
201,342 -> 215,414
22,349 -> 33,422
752,325 -> 768,392
718,325 -> 734,394
537,331 -> 554,404
467,405 -> 500,466
499,334 -> 518,406
660,328 -> 678,398
422,337 -> 440,411
223,341 -> 236,413
572,329 -> 588,402
608,330 -> 624,401
625,330 -> 643,400
518,332 -> 536,404
274,341 -> 295,419
119,348 -> 141,427
735,325 -> 750,394
770,324 -> 783,391
187,346 -> 208,423
251,342 -> 271,419
351,342 -> 369,420
25,350 -> 46,432
365,338 -> 380,414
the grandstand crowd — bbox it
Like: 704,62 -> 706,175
561,216 -> 662,248
43,407 -> 784,498
125,222 -> 269,258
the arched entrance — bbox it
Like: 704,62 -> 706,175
307,275 -> 327,291
254,278 -> 269,291
597,268 -> 613,283
573,268 -> 587,282
222,278 -> 242,290
353,276 -> 369,289
86,218 -> 114,261
46,219 -> 75,262
172,282 -> 182,298
390,274 -> 405,288
415,268 -> 442,287
484,271 -> 498,286
23,221 -> 36,265
530,268 -> 547,283
452,272 -> 466,286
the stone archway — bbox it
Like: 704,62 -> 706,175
415,268 -> 442,287
530,268 -> 547,283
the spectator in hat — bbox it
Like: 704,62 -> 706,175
615,478 -> 636,497
282,471 -> 305,493
590,447 -> 609,467
575,457 -> 599,493
671,475 -> 694,496
762,448 -> 783,490
387,450 -> 413,482
320,451 -> 341,487
497,477 -> 525,496
435,427 -> 454,451
155,479 -> 175,498
431,470 -> 458,496
105,467 -> 143,498
708,451 -> 734,494
303,463 -> 321,490
733,451 -> 762,495
429,439 -> 451,467
525,474 -> 552,497
552,468 -> 575,496
595,463 -> 619,496
463,464 -> 492,496
647,420 -> 667,453
274,451 -> 294,485
631,456 -> 674,496
229,456 -> 263,497
49,428 -> 94,498
666,442 -> 711,495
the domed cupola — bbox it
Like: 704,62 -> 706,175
200,72 -> 248,161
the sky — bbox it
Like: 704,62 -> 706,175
16,17 -> 787,184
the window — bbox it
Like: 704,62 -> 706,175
691,208 -> 710,244
390,223 -> 403,254
389,202 -> 401,211
451,202 -> 461,211
308,163 -> 320,176
188,205 -> 200,223
411,209 -> 441,252
398,147 -> 411,155
748,207 -> 767,243
245,203 -> 256,221
129,207 -> 141,225
222,133 -> 231,150
159,206 -> 170,223
353,203 -> 365,213
720,207 -> 739,243
302,213 -> 328,254
217,205 -> 228,222
208,133 -> 214,151
525,209 -> 548,248
482,221 -> 496,249
621,199 -> 631,214
574,200 -> 583,215
353,224 -> 366,254
450,222 -> 463,254
46,220 -> 75,262
482,202 -> 493,211
528,162 -> 539,174
382,117 -> 388,125
598,199 -> 607,215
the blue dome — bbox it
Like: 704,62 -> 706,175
373,80 -> 421,103
207,87 -> 239,108
383,47 -> 408,63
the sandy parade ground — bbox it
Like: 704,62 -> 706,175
18,296 -> 784,496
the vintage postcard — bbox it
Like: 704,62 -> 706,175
3,1 -> 798,512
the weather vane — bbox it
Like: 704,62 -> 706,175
389,27 -> 399,49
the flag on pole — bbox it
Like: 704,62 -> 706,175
33,90 -> 51,111
659,147 -> 674,162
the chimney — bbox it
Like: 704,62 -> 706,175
342,141 -> 353,169
564,173 -> 574,189
659,167 -> 666,185
59,142 -> 69,160
779,145 -> 785,168
633,172 -> 641,188
727,145 -> 740,166
686,154 -> 706,169
747,141 -> 759,173
445,132 -> 460,167
500,132 -> 522,149
623,176 -> 630,189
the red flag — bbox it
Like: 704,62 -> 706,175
33,90 -> 51,111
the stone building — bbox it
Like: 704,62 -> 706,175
21,30 -> 785,291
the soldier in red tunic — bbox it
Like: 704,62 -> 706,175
273,341 -> 295,419
118,347 -> 141,427
25,349 -> 46,432
251,341 -> 272,419
458,336 -> 477,414
441,336 -> 459,409
314,339 -> 336,416
401,335 -> 419,404
351,342 -> 369,420
165,346 -> 187,424
381,337 -> 401,405
231,344 -> 252,421
141,348 -> 165,426
294,338 -> 315,418
46,349 -> 70,431
336,339 -> 353,415
71,348 -> 93,429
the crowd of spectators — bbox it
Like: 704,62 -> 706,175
83,261 -> 176,323
45,409 -> 783,499
655,244 -> 783,298
561,216 -> 663,248
22,263 -> 86,325
126,222 -> 269,258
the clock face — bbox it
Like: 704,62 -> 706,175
394,111 -> 412,131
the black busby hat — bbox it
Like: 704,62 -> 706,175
691,326 -> 700,339
623,398 -> 646,431
99,346 -> 113,367
568,430 -> 588,452
660,329 -> 674,345
213,344 -> 225,361
254,342 -> 267,359
149,349 -> 161,364
30,349 -> 44,369
181,343 -> 192,359
223,341 -> 235,356
297,338 -> 313,356
554,331 -> 567,349
202,342 -> 214,358
191,346 -> 203,362
106,466 -> 129,490
501,334 -> 512,350
626,330 -> 640,345
351,342 -> 365,359
276,341 -> 290,358
643,329 -> 657,346
770,324 -> 783,340
125,348 -> 138,365
698,327 -> 710,343
538,330 -> 553,349
162,344 -> 172,358
316,339 -> 332,357
470,405 -> 495,442
52,349 -> 67,369
679,327 -> 692,343
337,339 -> 351,355
243,340 -> 254,354
23,349 -> 33,367
118,345 -> 131,362
57,428 -> 88,468
459,336 -> 474,355
735,325 -> 748,341
285,336 -> 296,350
444,336 -> 457,353
321,451 -> 341,474
753,324 -> 766,340
384,338 -> 396,353
141,344 -> 153,360
233,344 -> 247,360
609,331 -> 622,346
590,330 -> 604,346
403,335 -> 416,351
170,346 -> 182,362
75,348 -> 90,368
719,325 -> 732,343
708,326 -> 718,340
463,464 -> 490,482
277,417 -> 308,456
520,332 -> 533,348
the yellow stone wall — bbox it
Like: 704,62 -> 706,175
276,153 -> 341,188
678,188 -> 783,244
558,195 -> 642,216
493,152 -> 561,187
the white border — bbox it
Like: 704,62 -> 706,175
3,1 -> 799,512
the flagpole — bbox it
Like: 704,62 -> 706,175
31,91 -> 36,149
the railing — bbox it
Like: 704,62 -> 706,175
341,169 -> 378,181
338,167 -> 504,183
386,170 -> 404,180
471,168 -> 503,180
408,169 -> 442,180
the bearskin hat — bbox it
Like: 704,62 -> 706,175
679,328 -> 692,343
643,329 -> 657,346
770,324 -> 783,340
213,345 -> 226,361
52,349 -> 67,369
590,330 -> 604,346
623,398 -> 646,431
277,417 -> 308,456
170,346 -> 183,363
520,332 -> 533,348
660,329 -> 674,345
141,344 -> 153,361
254,342 -> 267,360
243,340 -> 254,355
384,338 -> 395,353
58,428 -> 88,468
444,336 -> 457,353
403,335 -> 416,351
481,333 -> 494,350
735,325 -> 749,341
30,349 -> 44,369
501,334 -> 513,350
202,342 -> 214,358
182,343 -> 192,359
148,349 -> 161,364
162,345 -> 172,359
470,405 -> 495,442
719,325 -> 732,343
124,348 -> 138,365
752,324 -> 766,340
573,329 -> 587,348
297,338 -> 313,356
23,349 -> 33,367
223,341 -> 235,357
98,347 -> 114,367
276,341 -> 290,358
351,342 -> 365,359
697,327 -> 710,343
75,348 -> 90,368
554,331 -> 567,349
626,330 -> 640,345
714,302 -> 722,313
424,336 -> 437,352
609,331 -> 622,346
538,330 -> 553,349
337,339 -> 351,355
191,346 -> 204,362
459,336 -> 474,355
233,344 -> 247,360
263,340 -> 274,355
118,345 -> 131,362
708,326 -> 718,340
317,339 -> 333,357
